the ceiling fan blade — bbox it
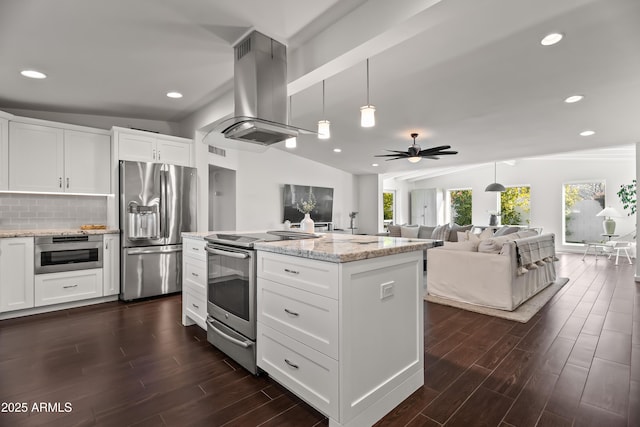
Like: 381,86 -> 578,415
375,153 -> 409,158
437,150 -> 458,155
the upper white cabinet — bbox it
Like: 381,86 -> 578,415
113,127 -> 192,166
0,237 -> 35,313
8,122 -> 111,194
0,117 -> 8,190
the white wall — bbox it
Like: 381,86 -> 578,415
209,165 -> 236,231
409,156 -> 635,252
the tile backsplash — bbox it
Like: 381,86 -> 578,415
0,194 -> 108,230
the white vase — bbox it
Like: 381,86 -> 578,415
300,213 -> 315,233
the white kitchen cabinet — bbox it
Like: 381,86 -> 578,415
114,127 -> 192,166
102,234 -> 120,296
8,122 -> 111,194
0,237 -> 35,313
181,237 -> 207,329
35,268 -> 103,307
411,188 -> 442,225
0,116 -> 9,190
257,250 -> 424,427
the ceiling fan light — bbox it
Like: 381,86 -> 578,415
285,136 -> 297,148
318,120 -> 330,139
407,156 -> 422,163
360,105 -> 376,127
485,182 -> 506,192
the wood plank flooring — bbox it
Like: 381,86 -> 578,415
0,253 -> 637,426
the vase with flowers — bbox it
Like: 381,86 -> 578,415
296,190 -> 317,233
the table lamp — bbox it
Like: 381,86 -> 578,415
596,207 -> 622,234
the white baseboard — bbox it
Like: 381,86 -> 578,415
0,295 -> 119,320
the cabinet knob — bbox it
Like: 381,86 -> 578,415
152,149 -> 156,160
158,151 -> 161,160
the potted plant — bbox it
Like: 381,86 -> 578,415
617,179 -> 636,215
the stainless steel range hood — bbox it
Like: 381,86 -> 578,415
208,31 -> 314,148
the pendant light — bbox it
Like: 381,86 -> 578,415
485,162 -> 506,192
285,95 -> 296,148
360,58 -> 376,127
318,80 -> 330,139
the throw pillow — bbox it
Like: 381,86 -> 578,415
431,224 -> 450,241
448,224 -> 474,242
478,227 -> 494,240
457,231 -> 469,242
493,226 -> 521,237
401,226 -> 420,238
417,225 -> 436,239
387,225 -> 401,237
477,232 -> 524,253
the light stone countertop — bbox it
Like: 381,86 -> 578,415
255,232 -> 441,263
0,229 -> 120,238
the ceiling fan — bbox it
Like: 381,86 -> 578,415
375,133 -> 458,163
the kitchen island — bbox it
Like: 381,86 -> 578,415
254,233 -> 438,427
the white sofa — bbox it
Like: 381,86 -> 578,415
426,232 -> 557,311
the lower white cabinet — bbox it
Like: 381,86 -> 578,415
182,237 -> 207,329
103,234 -> 120,296
0,237 -> 35,313
257,250 -> 424,427
35,269 -> 103,307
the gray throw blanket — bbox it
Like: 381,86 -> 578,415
515,234 -> 557,275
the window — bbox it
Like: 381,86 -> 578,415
500,186 -> 531,225
447,189 -> 472,225
383,191 -> 395,229
563,181 -> 605,243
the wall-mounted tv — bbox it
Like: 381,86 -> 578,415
283,184 -> 334,223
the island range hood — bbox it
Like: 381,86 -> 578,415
208,31 -> 315,147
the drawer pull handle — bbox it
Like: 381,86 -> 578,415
192,303 -> 199,309
63,284 -> 78,289
284,359 -> 299,369
191,272 -> 199,277
284,308 -> 299,317
284,268 -> 300,275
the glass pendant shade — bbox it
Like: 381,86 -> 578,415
360,105 -> 376,127
407,156 -> 422,163
318,120 -> 330,139
318,80 -> 330,139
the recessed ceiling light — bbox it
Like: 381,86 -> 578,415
166,91 -> 183,99
372,163 -> 379,167
580,130 -> 595,136
20,70 -> 47,79
540,32 -> 563,46
564,95 -> 584,103
333,148 -> 342,153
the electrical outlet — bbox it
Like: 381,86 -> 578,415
380,281 -> 394,300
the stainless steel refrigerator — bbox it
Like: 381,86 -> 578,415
119,160 -> 197,301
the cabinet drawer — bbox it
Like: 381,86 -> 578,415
35,269 -> 103,307
184,291 -> 207,330
257,323 -> 338,418
258,278 -> 338,358
257,252 -> 338,299
184,258 -> 206,294
183,239 -> 206,261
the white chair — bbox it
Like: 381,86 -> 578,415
603,241 -> 633,265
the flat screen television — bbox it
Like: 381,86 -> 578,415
283,184 -> 334,224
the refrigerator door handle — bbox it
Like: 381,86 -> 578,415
126,247 -> 182,255
160,168 -> 167,241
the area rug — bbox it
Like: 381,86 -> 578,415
424,277 -> 569,323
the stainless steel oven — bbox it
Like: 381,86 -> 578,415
206,242 -> 257,374
204,231 -> 318,375
35,235 -> 103,274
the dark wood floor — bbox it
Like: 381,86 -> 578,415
0,253 -> 638,427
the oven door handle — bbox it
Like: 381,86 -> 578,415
207,319 -> 253,348
205,246 -> 249,259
